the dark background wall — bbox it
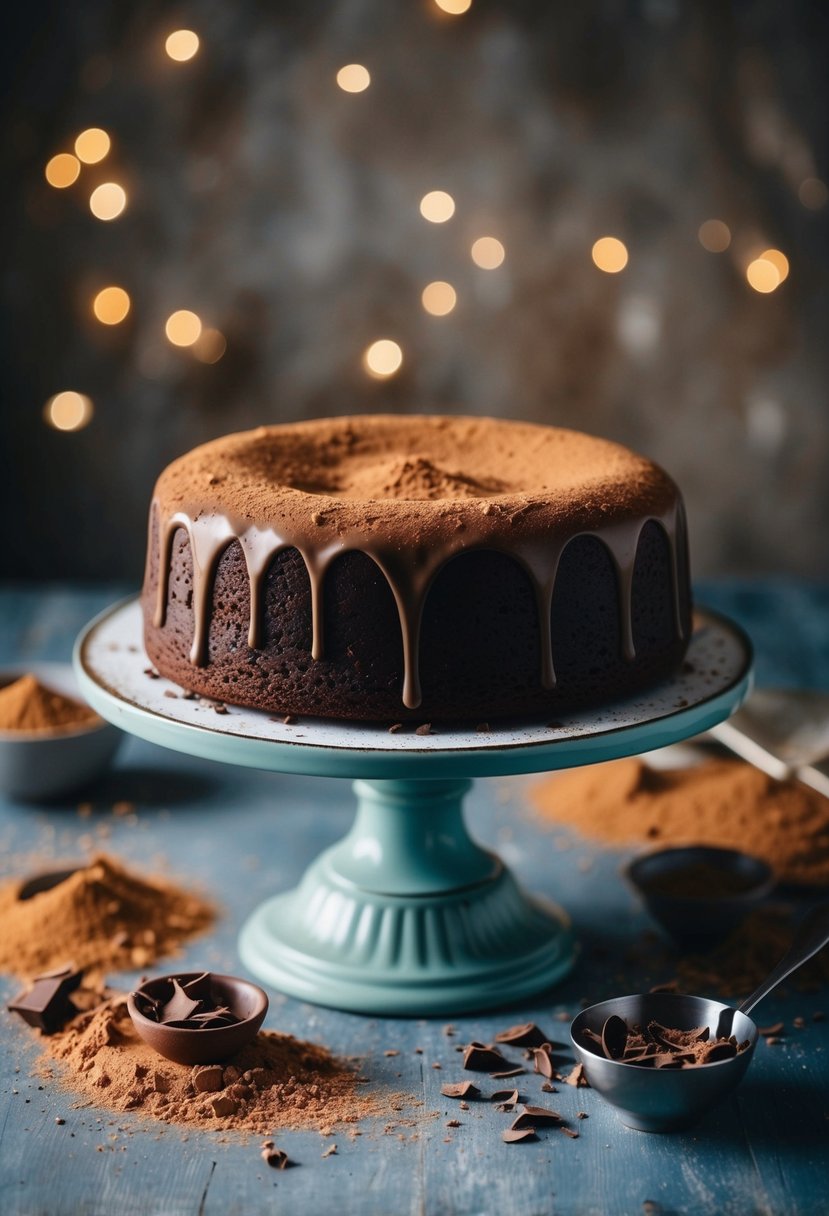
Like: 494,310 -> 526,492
2,0 -> 827,583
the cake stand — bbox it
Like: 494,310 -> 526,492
74,599 -> 752,1016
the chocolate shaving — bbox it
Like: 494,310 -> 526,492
462,1042 -> 510,1072
600,1015 -> 628,1060
532,1043 -> 555,1079
440,1081 -> 480,1100
563,1063 -> 589,1088
561,1126 -> 580,1139
511,1105 -> 563,1128
488,1067 -> 525,1079
494,1022 -> 551,1049
502,1127 -> 537,1143
491,1088 -> 520,1105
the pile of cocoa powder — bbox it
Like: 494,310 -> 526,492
0,854 -> 215,979
0,674 -> 100,733
38,992 -> 383,1134
532,758 -> 829,886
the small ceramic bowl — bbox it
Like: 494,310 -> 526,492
626,845 -> 775,950
127,972 -> 269,1066
0,663 -> 122,801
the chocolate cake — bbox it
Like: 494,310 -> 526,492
142,415 -> 691,721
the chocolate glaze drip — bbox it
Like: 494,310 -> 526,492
150,497 -> 686,711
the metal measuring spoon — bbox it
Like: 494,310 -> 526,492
570,903 -> 829,1132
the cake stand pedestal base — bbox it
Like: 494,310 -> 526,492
238,778 -> 575,1015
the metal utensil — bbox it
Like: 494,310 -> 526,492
708,688 -> 829,798
570,903 -> 829,1132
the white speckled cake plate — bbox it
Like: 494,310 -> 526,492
74,597 -> 752,1015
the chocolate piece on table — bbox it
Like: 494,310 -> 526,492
502,1127 -> 537,1143
462,1042 -> 510,1072
494,1022 -> 551,1049
491,1088 -> 520,1105
561,1127 -> 580,1139
532,1043 -> 555,1079
8,966 -> 83,1034
511,1105 -> 563,1128
440,1081 -> 480,1100
758,1021 -> 784,1037
261,1146 -> 291,1169
489,1067 -> 525,1079
600,1014 -> 628,1060
563,1063 -> 589,1087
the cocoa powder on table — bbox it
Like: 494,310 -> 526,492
0,854 -> 215,979
38,994 -> 384,1134
532,758 -> 829,886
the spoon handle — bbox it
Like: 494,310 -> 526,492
738,903 -> 829,1017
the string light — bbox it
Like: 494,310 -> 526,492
760,248 -> 789,283
336,64 -> 370,93
470,237 -> 505,269
193,328 -> 227,363
697,219 -> 731,253
745,257 -> 780,294
44,392 -> 93,432
434,0 -> 473,13
165,30 -> 199,62
363,339 -> 403,378
89,182 -> 127,221
93,286 -> 131,325
165,310 -> 202,346
419,191 -> 455,223
591,236 -> 628,274
798,177 -> 828,210
74,128 -> 110,164
422,281 -> 457,316
45,154 -> 80,189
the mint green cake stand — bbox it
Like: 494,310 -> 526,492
75,599 -> 752,1016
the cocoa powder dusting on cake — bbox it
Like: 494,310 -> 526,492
0,854 -> 214,979
532,758 -> 829,886
38,995 -> 383,1134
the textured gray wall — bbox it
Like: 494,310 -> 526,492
2,0 -> 828,580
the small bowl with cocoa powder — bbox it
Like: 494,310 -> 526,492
128,971 -> 269,1066
0,664 -> 122,801
626,845 -> 775,949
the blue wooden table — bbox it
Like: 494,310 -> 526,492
0,580 -> 827,1216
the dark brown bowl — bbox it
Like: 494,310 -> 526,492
127,972 -> 268,1065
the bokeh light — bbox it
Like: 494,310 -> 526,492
193,328 -> 227,363
165,30 -> 200,62
74,128 -> 111,164
434,0 -> 473,13
165,310 -> 203,347
798,177 -> 828,210
44,392 -> 93,432
698,219 -> 731,253
746,257 -> 781,294
422,281 -> 457,316
45,154 -> 80,189
92,286 -> 131,325
336,64 -> 370,93
760,248 -> 789,283
363,339 -> 403,378
470,237 -> 505,269
419,191 -> 455,223
89,182 -> 127,221
591,236 -> 629,273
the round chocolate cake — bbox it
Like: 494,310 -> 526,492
142,415 -> 691,721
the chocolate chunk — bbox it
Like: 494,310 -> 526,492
8,967 -> 83,1034
563,1063 -> 589,1088
261,1146 -> 291,1169
502,1127 -> 537,1143
494,1022 -> 550,1048
158,978 -> 202,1025
489,1067 -> 525,1079
541,1082 -> 557,1093
440,1081 -> 480,1100
388,723 -> 403,733
511,1105 -> 563,1128
446,1119 -> 461,1128
415,723 -> 434,736
321,1143 -> 337,1158
561,1126 -> 580,1139
576,1111 -> 588,1119
192,1065 -> 225,1093
491,1088 -> 520,1105
532,1043 -> 555,1079
600,1015 -> 628,1060
462,1042 -> 510,1072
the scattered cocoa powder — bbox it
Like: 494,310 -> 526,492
0,674 -> 100,733
532,758 -> 829,885
38,994 -> 384,1134
0,854 -> 214,980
